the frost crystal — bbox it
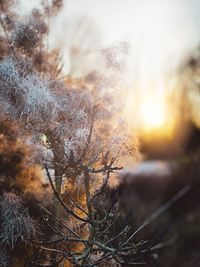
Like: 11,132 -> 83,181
0,193 -> 35,249
0,57 -> 60,128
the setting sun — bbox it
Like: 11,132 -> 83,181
140,100 -> 166,131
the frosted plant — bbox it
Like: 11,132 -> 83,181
0,249 -> 8,267
45,0 -> 63,16
0,1 -> 142,265
0,56 -> 60,130
12,21 -> 41,54
0,53 -> 136,200
0,0 -> 14,13
102,42 -> 129,72
0,193 -> 35,249
12,9 -> 47,53
19,74 -> 59,122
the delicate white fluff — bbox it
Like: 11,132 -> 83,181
0,57 -> 60,127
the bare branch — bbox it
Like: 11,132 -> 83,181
45,165 -> 90,223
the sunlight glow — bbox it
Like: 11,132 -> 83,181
140,100 -> 166,131
132,89 -> 177,140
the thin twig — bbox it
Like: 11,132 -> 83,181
45,165 -> 90,223
123,184 -> 192,246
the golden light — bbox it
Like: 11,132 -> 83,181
124,86 -> 177,140
139,99 -> 166,132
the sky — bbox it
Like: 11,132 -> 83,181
20,0 -> 200,80
51,0 -> 200,77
